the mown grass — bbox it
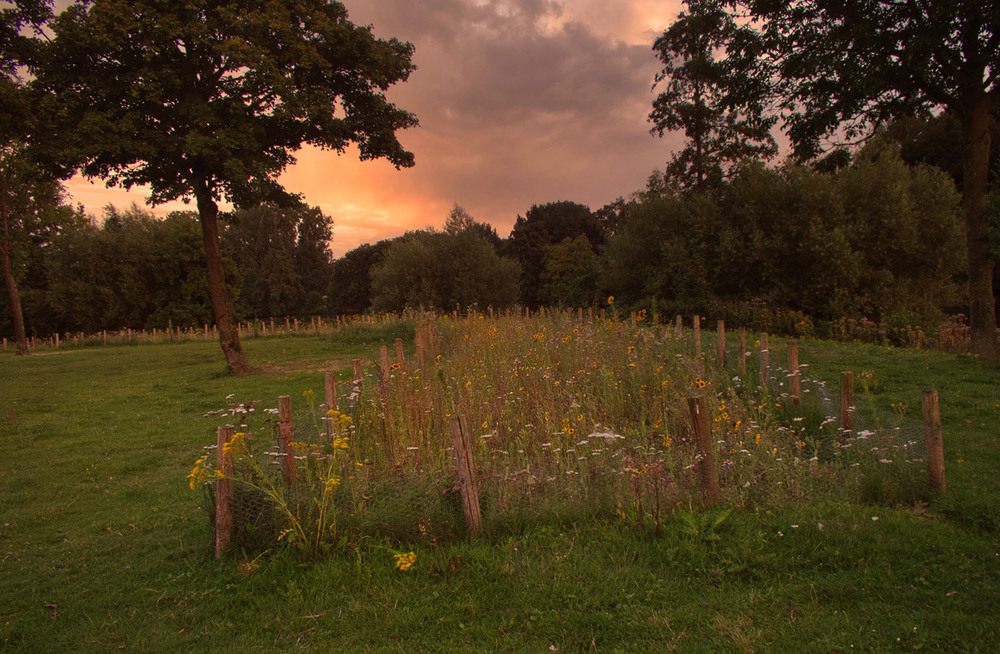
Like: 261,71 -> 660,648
1,321 -> 998,652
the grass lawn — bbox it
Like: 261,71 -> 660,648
1,323 -> 998,652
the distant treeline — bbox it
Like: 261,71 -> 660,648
0,143 -> 976,339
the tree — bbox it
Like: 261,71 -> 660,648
731,0 -> 1000,358
443,203 -> 502,249
222,204 -> 334,318
38,204 -> 221,334
1,0 -> 58,354
0,146 -> 79,351
41,0 -> 418,372
539,235 -> 601,307
504,201 -> 604,308
370,230 -> 520,313
327,239 -> 397,315
650,0 -> 776,192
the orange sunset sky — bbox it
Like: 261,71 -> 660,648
60,0 -> 687,257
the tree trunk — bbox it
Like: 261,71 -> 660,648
0,243 -> 29,355
195,189 -> 253,374
959,94 -> 999,360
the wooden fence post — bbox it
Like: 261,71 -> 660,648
687,395 -> 719,507
693,315 -> 701,359
738,328 -> 747,377
839,371 -> 854,436
215,425 -> 235,559
787,340 -> 801,405
450,415 -> 483,538
922,390 -> 946,494
675,315 -> 683,338
278,395 -> 296,484
352,358 -> 362,382
379,345 -> 390,381
717,320 -> 726,368
395,338 -> 404,366
759,332 -> 770,388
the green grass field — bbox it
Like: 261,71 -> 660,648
1,323 -> 998,652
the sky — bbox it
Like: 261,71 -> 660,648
60,0 -> 686,257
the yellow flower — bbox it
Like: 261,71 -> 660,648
222,432 -> 246,458
607,295 -> 615,305
394,551 -> 416,571
186,455 -> 208,490
323,477 -> 341,494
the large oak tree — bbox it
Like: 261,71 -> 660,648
730,0 -> 1000,359
40,0 -> 418,372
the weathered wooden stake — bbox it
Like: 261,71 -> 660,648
839,371 -> 854,436
687,395 -> 719,507
379,345 -> 390,381
352,358 -> 362,382
717,320 -> 726,368
693,315 -> 701,358
215,425 -> 235,559
325,371 -> 338,412
922,390 -> 946,494
395,337 -> 404,366
675,314 -> 683,337
450,415 -> 483,538
787,340 -> 801,405
759,332 -> 770,388
278,395 -> 296,483
738,328 -> 747,377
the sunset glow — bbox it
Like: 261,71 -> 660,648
60,0 -> 686,256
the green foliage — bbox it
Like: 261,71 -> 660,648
504,201 -> 605,308
222,204 -> 334,318
727,0 -> 999,357
31,205 -> 221,334
538,235 -> 601,307
650,0 -> 777,192
327,239 -> 396,315
370,230 -> 520,312
601,147 -> 966,328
